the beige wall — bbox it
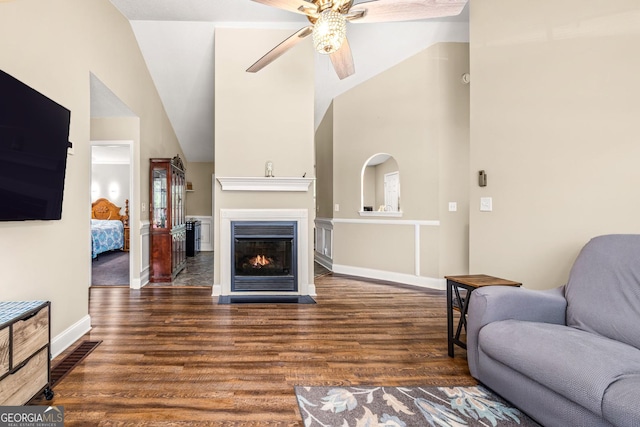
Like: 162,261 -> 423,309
0,0 -> 181,349
333,43 -> 469,221
330,42 -> 470,281
214,28 -> 314,178
186,162 -> 214,216
469,0 -> 640,289
315,103 -> 334,219
213,28 -> 315,288
333,223 -> 415,273
363,166 -> 376,209
437,45 -> 471,276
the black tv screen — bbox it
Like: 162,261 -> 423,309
0,70 -> 71,221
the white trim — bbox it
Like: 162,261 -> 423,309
317,217 -> 440,286
333,218 -> 440,226
217,177 -> 315,192
314,252 -> 333,270
358,211 -> 403,218
133,220 -> 151,289
220,209 -> 309,220
134,265 -> 149,289
51,315 -> 92,359
308,282 -> 317,296
314,217 -> 333,226
414,224 -> 420,276
314,218 -> 334,261
360,152 -> 394,211
332,264 -> 446,291
218,209 -> 311,296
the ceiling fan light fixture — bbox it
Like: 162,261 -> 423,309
312,10 -> 346,54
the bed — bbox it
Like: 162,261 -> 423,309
91,198 -> 129,259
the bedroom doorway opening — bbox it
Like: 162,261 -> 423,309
90,142 -> 133,287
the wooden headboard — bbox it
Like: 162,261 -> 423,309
91,198 -> 129,227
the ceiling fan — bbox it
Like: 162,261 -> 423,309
246,0 -> 468,80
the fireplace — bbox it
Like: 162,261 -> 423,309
216,208 -> 314,297
231,221 -> 297,292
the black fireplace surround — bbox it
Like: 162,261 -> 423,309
231,221 -> 298,292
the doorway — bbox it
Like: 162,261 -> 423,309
384,171 -> 400,212
90,142 -> 133,287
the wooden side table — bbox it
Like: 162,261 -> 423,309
445,274 -> 521,357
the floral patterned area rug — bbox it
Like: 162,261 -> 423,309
294,385 -> 541,427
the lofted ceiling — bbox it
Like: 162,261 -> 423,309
106,0 -> 470,163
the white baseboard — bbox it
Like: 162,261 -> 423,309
304,282 -> 317,296
133,266 -> 149,289
51,315 -> 92,359
314,252 -> 333,270
130,266 -> 149,289
332,264 -> 446,291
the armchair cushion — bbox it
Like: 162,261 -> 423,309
479,320 -> 640,418
602,375 -> 640,427
467,285 -> 566,377
565,234 -> 640,349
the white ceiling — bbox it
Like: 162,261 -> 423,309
90,73 -> 136,118
102,0 -> 470,163
92,145 -> 131,165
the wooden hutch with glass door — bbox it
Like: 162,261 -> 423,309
149,155 -> 187,282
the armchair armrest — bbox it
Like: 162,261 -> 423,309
466,285 -> 567,378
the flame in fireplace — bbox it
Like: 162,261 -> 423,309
249,254 -> 271,268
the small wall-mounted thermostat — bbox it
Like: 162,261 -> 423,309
478,170 -> 487,187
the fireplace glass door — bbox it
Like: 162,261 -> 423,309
235,239 -> 292,276
231,221 -> 297,292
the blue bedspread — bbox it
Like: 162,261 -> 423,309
91,219 -> 124,258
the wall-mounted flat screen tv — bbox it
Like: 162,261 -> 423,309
0,70 -> 71,221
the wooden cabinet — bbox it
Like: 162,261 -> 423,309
150,155 -> 187,282
0,301 -> 53,405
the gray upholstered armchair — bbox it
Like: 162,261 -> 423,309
466,234 -> 640,427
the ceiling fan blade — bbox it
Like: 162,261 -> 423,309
251,0 -> 318,16
247,26 -> 313,73
330,38 -> 355,80
348,0 -> 468,23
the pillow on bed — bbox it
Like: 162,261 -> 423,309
91,219 -> 123,230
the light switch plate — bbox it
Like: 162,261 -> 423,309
448,202 -> 457,212
480,197 -> 493,212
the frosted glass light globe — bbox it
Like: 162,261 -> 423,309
312,10 -> 347,54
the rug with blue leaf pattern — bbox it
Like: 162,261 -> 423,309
295,385 -> 540,427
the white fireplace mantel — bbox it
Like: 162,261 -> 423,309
217,176 -> 314,192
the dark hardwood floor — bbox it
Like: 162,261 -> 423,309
39,274 -> 474,426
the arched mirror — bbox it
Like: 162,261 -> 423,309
360,153 -> 401,216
